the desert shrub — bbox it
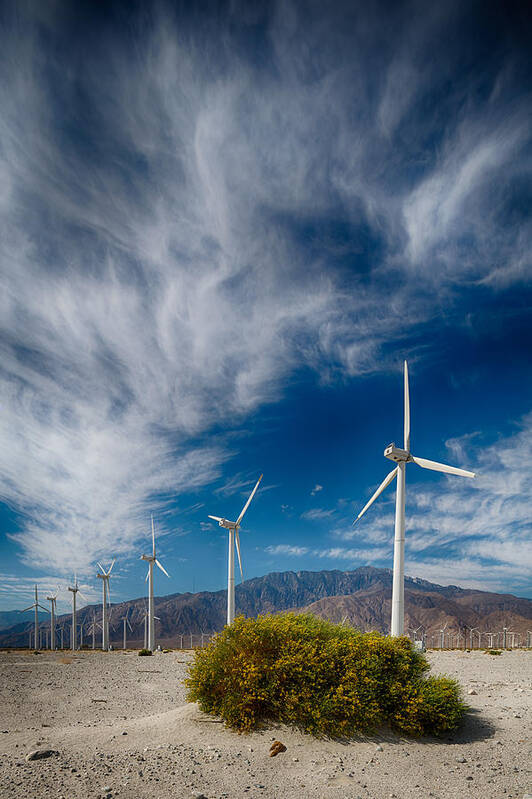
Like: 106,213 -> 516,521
390,675 -> 467,736
484,649 -> 502,656
138,648 -> 152,656
186,614 -> 466,738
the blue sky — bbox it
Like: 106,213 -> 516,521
0,0 -> 530,614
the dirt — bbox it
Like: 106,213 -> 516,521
0,648 -> 530,798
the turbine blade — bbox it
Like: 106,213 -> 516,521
107,559 -> 115,574
154,616 -> 161,621
208,515 -> 223,522
411,455 -> 475,478
20,605 -> 34,613
236,474 -> 263,525
151,515 -> 155,558
145,568 -> 150,582
127,619 -> 133,631
155,559 -> 170,578
38,604 -> 50,612
353,467 -> 398,524
235,530 -> 244,581
404,360 -> 410,451
97,562 -> 105,573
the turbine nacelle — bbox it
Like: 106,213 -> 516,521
209,516 -> 237,530
384,443 -> 411,462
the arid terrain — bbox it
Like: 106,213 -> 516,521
0,648 -> 530,799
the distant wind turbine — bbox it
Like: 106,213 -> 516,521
208,474 -> 263,625
21,585 -> 49,650
353,361 -> 475,637
67,575 -> 85,651
141,517 -> 169,652
97,560 -> 114,651
46,590 -> 58,651
121,609 -> 133,650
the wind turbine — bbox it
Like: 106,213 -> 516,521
21,585 -> 49,650
121,609 -> 133,650
67,575 -> 85,651
208,474 -> 263,625
88,614 -> 98,650
439,622 -> 448,649
97,560 -> 114,651
46,590 -> 58,651
141,517 -> 169,652
353,361 -> 475,637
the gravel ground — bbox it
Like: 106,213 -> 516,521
0,648 -> 530,799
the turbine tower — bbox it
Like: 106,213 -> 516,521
141,518 -> 169,652
46,591 -> 58,651
21,585 -> 49,650
353,361 -> 476,637
96,560 -> 114,651
208,474 -> 263,625
142,604 -> 160,649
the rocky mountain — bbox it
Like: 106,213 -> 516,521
1,566 -> 530,648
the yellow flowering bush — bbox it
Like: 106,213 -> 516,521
185,613 -> 466,737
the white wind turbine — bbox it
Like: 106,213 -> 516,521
21,585 -> 49,650
141,517 -> 169,652
96,560 -> 114,651
353,361 -> 476,637
46,590 -> 58,651
68,575 -> 85,651
121,609 -> 133,650
208,474 -> 263,625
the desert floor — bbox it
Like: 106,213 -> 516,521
0,648 -> 530,799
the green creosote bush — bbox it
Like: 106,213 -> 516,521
138,648 -> 152,656
484,649 -> 502,655
186,613 -> 467,738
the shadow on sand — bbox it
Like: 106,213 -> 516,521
325,708 -> 497,747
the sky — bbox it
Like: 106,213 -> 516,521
0,0 -> 530,614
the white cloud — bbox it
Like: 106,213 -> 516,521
0,4 -> 529,583
265,545 -> 309,557
310,484 -> 323,496
301,507 -> 334,521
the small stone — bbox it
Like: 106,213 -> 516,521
190,794 -> 208,799
468,689 -> 477,695
122,731 -> 128,735
26,749 -> 59,761
455,756 -> 466,763
269,740 -> 287,757
375,744 -> 383,752
101,788 -> 111,794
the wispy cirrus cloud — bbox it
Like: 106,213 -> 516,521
0,2 -> 529,582
301,507 -> 335,521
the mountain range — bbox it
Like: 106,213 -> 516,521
1,567 -> 531,648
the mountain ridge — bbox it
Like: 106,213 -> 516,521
1,566 -> 530,648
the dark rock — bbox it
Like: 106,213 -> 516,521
26,749 -> 59,761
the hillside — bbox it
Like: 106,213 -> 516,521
1,566 -> 530,648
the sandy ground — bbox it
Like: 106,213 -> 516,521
0,648 -> 530,799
